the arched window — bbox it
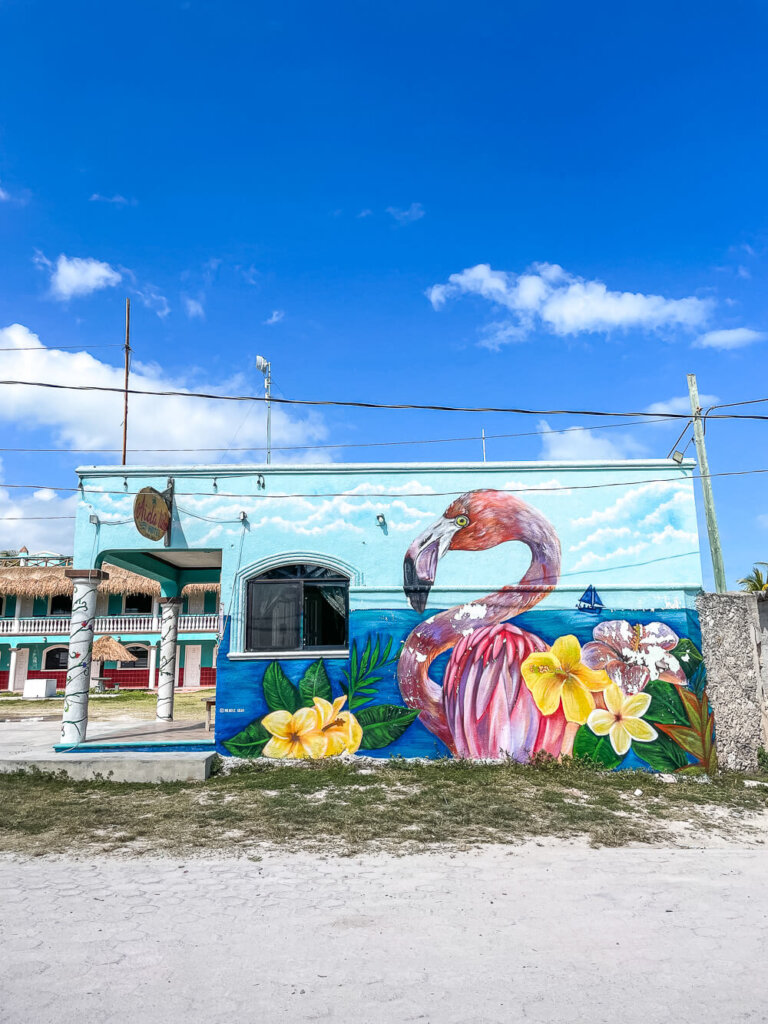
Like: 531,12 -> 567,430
44,647 -> 68,670
121,645 -> 148,669
246,563 -> 349,653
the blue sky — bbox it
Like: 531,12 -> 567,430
0,0 -> 765,585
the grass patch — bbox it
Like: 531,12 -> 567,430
1,757 -> 767,857
0,690 -> 210,722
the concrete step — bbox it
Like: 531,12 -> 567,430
0,751 -> 215,783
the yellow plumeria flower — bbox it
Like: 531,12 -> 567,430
262,705 -> 328,760
521,635 -> 611,724
314,695 -> 363,756
587,683 -> 658,756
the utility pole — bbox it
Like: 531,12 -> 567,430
687,373 -> 727,593
121,297 -> 131,466
481,428 -> 487,463
255,355 -> 272,464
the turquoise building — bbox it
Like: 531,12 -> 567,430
58,460 -> 715,771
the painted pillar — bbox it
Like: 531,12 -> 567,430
148,641 -> 158,690
8,647 -> 17,692
157,598 -> 182,721
60,569 -> 108,746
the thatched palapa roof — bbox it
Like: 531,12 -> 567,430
0,563 -> 220,599
92,635 -> 137,662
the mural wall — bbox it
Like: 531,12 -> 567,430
216,486 -> 713,772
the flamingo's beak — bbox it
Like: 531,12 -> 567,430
403,517 -> 459,612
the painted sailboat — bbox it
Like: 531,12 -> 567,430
576,585 -> 604,614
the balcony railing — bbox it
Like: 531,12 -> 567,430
0,614 -> 219,636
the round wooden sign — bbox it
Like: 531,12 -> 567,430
133,487 -> 171,542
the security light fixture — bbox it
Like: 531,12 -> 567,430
671,451 -> 685,465
89,514 -> 100,526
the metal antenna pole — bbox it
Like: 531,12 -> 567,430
121,298 -> 131,466
687,373 -> 727,593
265,360 -> 272,464
481,428 -> 487,462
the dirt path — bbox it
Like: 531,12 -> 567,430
1,845 -> 766,1024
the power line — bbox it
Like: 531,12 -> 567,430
0,345 -> 123,352
1,464 -> 767,507
0,378 -> 766,420
0,416 -> 681,455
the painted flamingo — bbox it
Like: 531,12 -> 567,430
397,489 -> 567,760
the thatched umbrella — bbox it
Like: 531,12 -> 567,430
92,635 -> 137,663
91,635 -> 136,692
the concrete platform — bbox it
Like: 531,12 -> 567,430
0,720 -> 216,782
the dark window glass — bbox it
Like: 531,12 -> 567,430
125,593 -> 152,615
122,646 -> 148,669
245,564 -> 348,652
44,647 -> 68,670
50,595 -> 72,616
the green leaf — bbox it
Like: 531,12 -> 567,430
572,726 -> 622,769
689,662 -> 707,699
222,719 -> 271,758
298,660 -> 332,706
662,725 -> 704,761
356,704 -> 420,749
262,661 -> 300,713
644,679 -> 688,725
670,638 -> 703,680
634,731 -> 688,772
350,641 -> 359,682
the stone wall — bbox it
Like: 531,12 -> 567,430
697,592 -> 768,771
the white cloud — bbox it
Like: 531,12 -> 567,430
0,324 -> 327,467
35,252 -> 122,300
264,310 -> 284,325
386,202 -> 425,225
0,183 -> 9,201
428,262 -> 714,346
569,526 -> 632,553
572,480 -> 684,529
645,394 -> 719,416
89,194 -> 137,206
357,209 -> 373,218
537,419 -> 645,460
0,459 -> 79,553
183,296 -> 205,319
172,484 -> 437,539
570,525 -> 699,571
693,328 -> 766,350
133,284 -> 170,319
758,514 -> 768,529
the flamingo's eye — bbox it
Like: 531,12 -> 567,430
455,515 -> 470,528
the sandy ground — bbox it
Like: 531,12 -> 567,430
1,845 -> 767,1024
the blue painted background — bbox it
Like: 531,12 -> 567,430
215,605 -> 703,762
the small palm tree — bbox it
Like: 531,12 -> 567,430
738,563 -> 768,592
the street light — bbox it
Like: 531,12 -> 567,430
255,355 -> 272,464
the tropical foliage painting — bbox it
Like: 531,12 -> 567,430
222,487 -> 715,771
223,635 -> 419,759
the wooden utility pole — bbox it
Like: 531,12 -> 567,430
687,373 -> 727,593
122,298 -> 131,465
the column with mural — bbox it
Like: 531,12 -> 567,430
60,569 -> 108,745
157,598 -> 182,721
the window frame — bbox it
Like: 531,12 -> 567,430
244,563 -> 350,656
43,646 -> 69,671
49,594 -> 73,617
123,593 -> 153,616
120,644 -> 149,670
